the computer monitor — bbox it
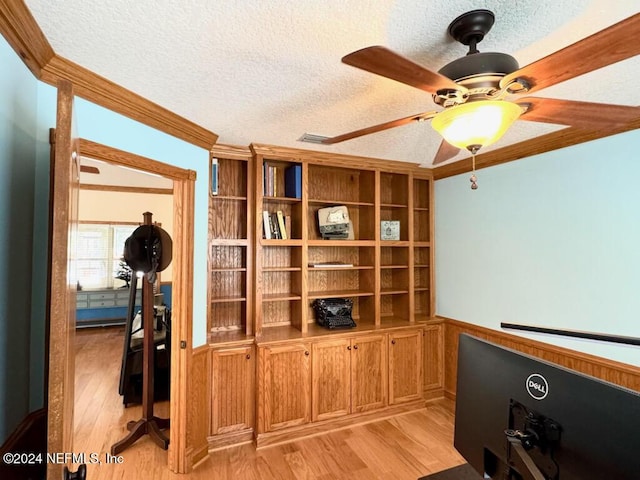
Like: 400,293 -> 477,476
454,334 -> 640,479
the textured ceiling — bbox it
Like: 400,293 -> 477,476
25,0 -> 640,167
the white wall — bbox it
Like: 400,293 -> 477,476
435,129 -> 640,367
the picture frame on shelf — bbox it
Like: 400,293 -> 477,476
381,220 -> 400,240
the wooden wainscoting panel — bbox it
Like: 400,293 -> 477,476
442,317 -> 640,397
188,345 -> 211,467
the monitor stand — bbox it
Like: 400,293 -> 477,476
502,400 -> 561,480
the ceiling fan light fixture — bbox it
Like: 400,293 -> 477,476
431,100 -> 522,151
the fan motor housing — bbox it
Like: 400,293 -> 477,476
434,52 -> 519,106
439,52 -> 519,82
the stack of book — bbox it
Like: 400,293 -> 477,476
263,163 -> 302,199
262,210 -> 291,239
263,164 -> 278,197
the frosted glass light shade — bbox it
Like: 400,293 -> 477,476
431,100 -> 522,151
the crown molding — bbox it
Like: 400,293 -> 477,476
79,184 -> 173,195
250,142 -> 434,176
79,138 -> 196,181
41,55 -> 218,150
433,118 -> 640,180
0,0 -> 54,76
0,0 -> 218,151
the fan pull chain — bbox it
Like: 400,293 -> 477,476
470,151 -> 478,190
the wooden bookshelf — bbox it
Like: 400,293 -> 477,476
206,145 -> 434,340
208,145 -> 254,342
207,143 -> 437,446
247,144 -> 434,340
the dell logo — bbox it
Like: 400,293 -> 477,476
526,374 -> 549,400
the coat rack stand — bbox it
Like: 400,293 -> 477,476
111,212 -> 169,455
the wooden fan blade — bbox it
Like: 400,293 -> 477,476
342,46 -> 465,94
432,140 -> 460,165
518,97 -> 640,128
501,13 -> 640,93
80,165 -> 100,174
322,111 -> 437,145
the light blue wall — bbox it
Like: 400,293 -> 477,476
35,85 -> 210,347
0,36 -> 39,442
435,129 -> 640,366
0,34 -> 210,443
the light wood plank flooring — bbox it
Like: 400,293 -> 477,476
74,327 -> 464,479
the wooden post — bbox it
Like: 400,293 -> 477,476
111,212 -> 170,455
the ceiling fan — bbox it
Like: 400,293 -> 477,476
321,10 -> 640,170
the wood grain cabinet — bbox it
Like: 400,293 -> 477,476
311,333 -> 387,422
210,345 -> 254,438
388,329 -> 423,405
210,144 -> 436,447
312,338 -> 351,421
257,342 -> 311,433
423,323 -> 444,395
350,333 -> 388,413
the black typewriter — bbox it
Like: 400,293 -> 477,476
312,298 -> 356,329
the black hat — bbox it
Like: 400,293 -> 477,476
124,224 -> 172,274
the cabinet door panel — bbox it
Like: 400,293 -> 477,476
351,334 -> 387,412
258,343 -> 311,432
312,338 -> 351,421
423,324 -> 444,391
211,346 -> 254,435
389,330 -> 423,404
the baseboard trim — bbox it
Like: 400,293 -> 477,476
0,408 -> 47,480
207,429 -> 254,451
423,388 -> 445,401
190,443 -> 210,467
0,408 -> 46,454
255,399 -> 426,449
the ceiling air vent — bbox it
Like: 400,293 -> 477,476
298,133 -> 329,144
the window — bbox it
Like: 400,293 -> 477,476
76,223 -> 137,290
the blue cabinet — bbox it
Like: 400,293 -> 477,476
76,288 -> 141,328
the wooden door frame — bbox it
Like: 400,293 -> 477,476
47,79 -> 79,479
74,139 -> 196,472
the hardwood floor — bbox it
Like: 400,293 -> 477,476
74,327 -> 464,479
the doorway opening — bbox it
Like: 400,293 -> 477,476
71,139 -> 194,473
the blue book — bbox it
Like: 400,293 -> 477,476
284,164 -> 302,199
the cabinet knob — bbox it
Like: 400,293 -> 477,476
391,339 -> 396,345
304,351 -> 310,356
246,354 -> 251,360
347,346 -> 351,350
353,345 -> 358,350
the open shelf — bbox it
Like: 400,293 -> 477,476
413,178 -> 429,209
308,289 -> 375,299
249,146 -> 434,336
210,296 -> 247,303
380,172 -> 409,206
308,199 -> 375,207
208,149 -> 252,335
